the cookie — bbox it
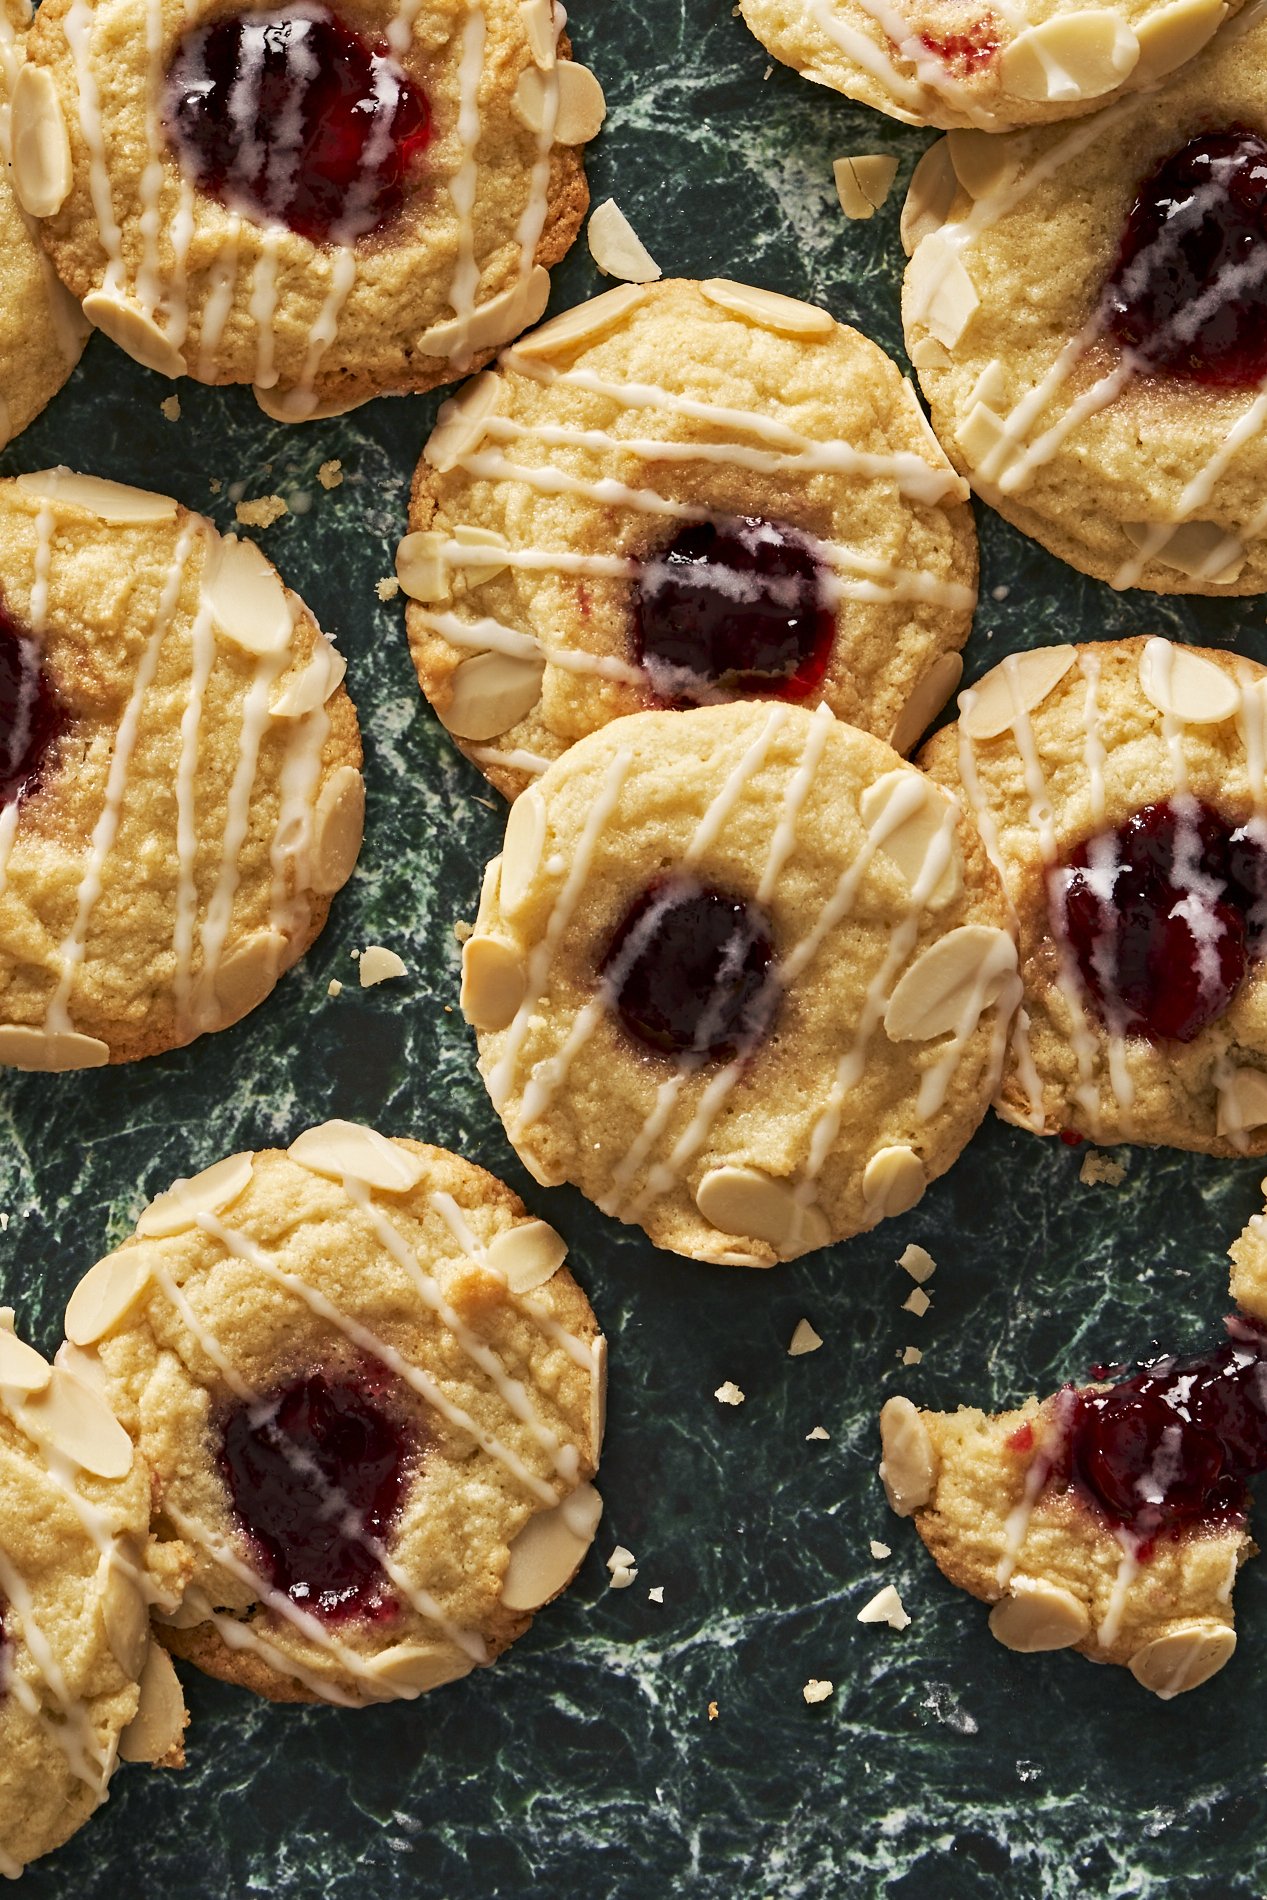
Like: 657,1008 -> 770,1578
462,700 -> 1018,1266
0,0 -> 87,447
0,1311 -> 190,1876
0,466 -> 363,1068
64,1123 -> 606,1705
401,278 -> 978,800
920,636 -> 1267,1152
902,10 -> 1267,591
19,0 -> 601,418
878,1307 -> 1267,1697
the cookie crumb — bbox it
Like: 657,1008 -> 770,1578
160,394 -> 181,422
902,1288 -> 931,1318
318,458 -> 344,491
806,1424 -> 829,1441
606,1544 -> 637,1589
788,1318 -> 823,1357
833,154 -> 898,220
714,1380 -> 745,1406
901,1346 -> 923,1367
992,583 -> 1010,601
802,1678 -> 834,1704
707,1700 -> 719,1721
235,494 -> 288,529
762,61 -> 772,77
454,920 -> 473,944
897,1243 -> 936,1283
647,1586 -> 664,1604
326,979 -> 343,998
1079,1150 -> 1127,1187
209,477 -> 222,494
377,576 -> 401,601
857,1584 -> 911,1630
359,945 -> 408,988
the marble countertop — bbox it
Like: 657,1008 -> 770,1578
6,3 -> 1266,1895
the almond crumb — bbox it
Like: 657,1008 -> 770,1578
647,1586 -> 664,1604
869,1540 -> 891,1561
707,1700 -> 719,1721
160,394 -> 181,422
454,920 -> 473,944
376,577 -> 401,601
897,1243 -> 936,1283
857,1584 -> 911,1630
788,1318 -> 823,1357
359,945 -> 408,988
326,979 -> 343,998
714,1380 -> 745,1406
806,1425 -> 830,1442
901,1346 -> 923,1367
1079,1150 -> 1127,1187
317,458 -> 344,491
802,1678 -> 834,1705
235,494 -> 288,529
606,1544 -> 637,1590
902,1288 -> 931,1318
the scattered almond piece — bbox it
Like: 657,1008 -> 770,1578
647,1586 -> 664,1604
903,1288 -> 931,1318
377,577 -> 401,601
235,494 -> 288,529
714,1380 -> 745,1406
1079,1150 -> 1127,1187
833,153 -> 899,220
587,198 -> 661,282
806,1424 -> 830,1441
453,920 -> 473,944
788,1318 -> 823,1357
857,1584 -> 911,1630
870,1540 -> 891,1560
326,979 -> 343,998
606,1544 -> 637,1589
901,1346 -> 923,1367
160,394 -> 181,422
802,1678 -> 834,1705
707,1700 -> 719,1721
897,1242 -> 936,1283
359,945 -> 408,989
317,458 -> 344,491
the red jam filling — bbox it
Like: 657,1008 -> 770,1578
1063,1316 -> 1267,1548
599,877 -> 778,1063
1049,797 -> 1267,1042
219,1364 -> 413,1621
916,23 -> 1001,71
633,518 -> 834,707
162,6 -> 432,246
1103,130 -> 1267,386
0,603 -> 63,808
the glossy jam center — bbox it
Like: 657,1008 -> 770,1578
163,6 -> 431,246
600,877 -> 778,1063
1049,797 -> 1267,1042
633,518 -> 834,707
1103,130 -> 1267,386
0,603 -> 62,808
219,1365 -> 412,1620
916,22 -> 1001,71
1066,1317 -> 1267,1545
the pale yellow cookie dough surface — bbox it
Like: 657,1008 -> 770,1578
920,636 -> 1267,1152
0,471 -> 363,1066
466,700 -> 1017,1266
77,1132 -> 604,1706
26,0 -> 593,410
405,277 -> 978,799
903,11 -> 1267,590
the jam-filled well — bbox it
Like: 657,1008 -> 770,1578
163,6 -> 432,246
219,1363 -> 414,1621
1049,797 -> 1267,1042
0,602 -> 63,808
634,518 -> 834,707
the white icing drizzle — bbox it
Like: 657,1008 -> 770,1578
249,227 -> 283,391
426,1190 -> 599,1376
995,1387 -> 1074,1589
0,1540 -> 107,1792
469,744 -> 551,778
171,588 -> 219,1035
1097,1529 -> 1141,1649
64,0 -> 125,292
442,3 -> 487,371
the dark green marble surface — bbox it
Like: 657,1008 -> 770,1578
6,5 -> 1267,1895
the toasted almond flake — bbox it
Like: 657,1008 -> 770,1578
1133,0 -> 1225,78
0,1328 -> 51,1393
903,1287 -> 931,1317
513,60 -> 606,142
883,925 -> 1017,1043
1000,9 -> 1138,102
318,459 -> 344,490
905,232 -> 978,348
607,1544 -> 636,1571
870,1540 -> 891,1560
118,1644 -> 188,1766
10,64 -> 72,217
887,653 -> 963,758
311,766 -> 365,894
425,373 -> 501,471
860,770 -> 961,910
65,1245 -> 156,1346
900,139 -> 957,256
862,1145 -> 927,1219
833,153 -> 898,220
502,1483 -> 602,1610
588,199 -> 661,282
419,270 -> 551,359
511,285 -> 647,362
500,788 -> 548,913
13,1365 -> 133,1477
520,0 -> 558,65
1138,638 -> 1240,723
959,646 -> 1077,741
1128,1621 -> 1236,1698
714,1380 -> 745,1406
989,1576 -> 1090,1652
15,470 -> 177,524
857,1585 -> 910,1629
802,1678 -> 834,1704
879,1396 -> 937,1515
138,1155 -> 255,1237
901,1346 -> 923,1367
461,935 -> 527,1030
788,1318 -> 823,1357
0,1025 -> 110,1071
484,1219 -> 568,1293
439,650 -> 545,742
700,279 -> 834,338
288,1121 -> 425,1192
806,1425 -> 830,1441
945,128 -> 1019,200
359,1644 -> 472,1697
897,1243 -> 936,1283
203,533 -> 292,655
608,1563 -> 637,1589
359,945 -> 408,988
83,291 -> 186,377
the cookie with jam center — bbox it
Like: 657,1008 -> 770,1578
401,277 -> 977,800
462,700 -> 1017,1266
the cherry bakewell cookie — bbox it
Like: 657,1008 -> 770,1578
0,466 -> 362,1069
878,1308 -> 1267,1698
919,636 -> 1267,1152
0,1311 -> 190,1876
902,9 -> 1267,591
401,278 -> 977,801
63,1124 -> 606,1705
17,0 -> 602,419
740,0 -> 1237,132
462,700 -> 1018,1266
0,0 -> 87,449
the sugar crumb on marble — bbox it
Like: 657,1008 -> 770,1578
869,1540 -> 891,1560
160,394 -> 181,421
714,1380 -> 745,1406
1079,1150 -> 1127,1187
318,458 -> 344,491
788,1317 -> 823,1356
902,1287 -> 931,1318
806,1424 -> 829,1441
235,494 -> 288,528
802,1679 -> 834,1705
857,1584 -> 911,1630
359,945 -> 408,988
897,1243 -> 936,1283
901,1346 -> 923,1366
377,577 -> 401,601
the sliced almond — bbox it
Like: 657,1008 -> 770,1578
10,64 -> 72,217
439,650 -> 545,742
884,924 -> 1017,1042
485,1218 -> 568,1292
311,765 -> 365,894
501,788 -> 547,915
862,1145 -> 927,1219
905,232 -> 979,350
879,1395 -> 937,1514
512,284 -> 647,363
694,1166 -> 829,1258
419,268 -> 552,359
359,945 -> 407,987
0,1328 -> 51,1394
513,61 -> 606,142
833,153 -> 899,221
1217,1067 -> 1267,1137
424,374 -> 501,473
99,1546 -> 150,1679
119,1642 -> 188,1764
954,401 -> 1020,482
14,469 -> 177,524
900,140 -> 957,257
202,534 -> 292,656
13,1364 -> 134,1478
988,1576 -> 1090,1652
454,526 -> 510,585
216,929 -> 286,1026
788,1318 -> 823,1357
460,935 -> 527,1030
519,0 -> 558,66
1133,0 -> 1226,80
859,769 -> 962,910
270,639 -> 347,718
65,1246 -> 157,1345
359,1643 -> 473,1698
699,280 -> 835,339
475,855 -> 503,933
138,1152 -> 255,1239
1138,638 -> 1239,724
1000,11 -> 1139,102
83,291 -> 186,379
252,383 -> 365,424
945,128 -> 1020,201
288,1121 -> 426,1193
396,530 -> 450,603
0,1025 -> 109,1070
587,200 -> 661,282
908,334 -> 952,374
502,1482 -> 603,1610
895,379 -> 965,493
1128,1620 -> 1236,1698
958,646 -> 1077,741
1123,519 -> 1244,585
888,653 -> 964,757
